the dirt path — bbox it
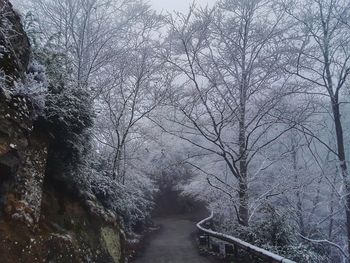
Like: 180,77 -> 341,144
133,217 -> 217,263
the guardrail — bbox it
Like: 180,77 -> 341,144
196,212 -> 296,263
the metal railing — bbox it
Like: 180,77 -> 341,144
196,212 -> 296,263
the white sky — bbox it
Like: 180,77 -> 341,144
11,0 -> 217,14
147,0 -> 217,13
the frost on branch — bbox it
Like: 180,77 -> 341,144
13,60 -> 48,112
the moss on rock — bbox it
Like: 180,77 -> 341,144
101,226 -> 123,263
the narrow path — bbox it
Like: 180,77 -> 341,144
134,217 -> 217,263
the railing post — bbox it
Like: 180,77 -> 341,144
206,234 -> 210,249
224,244 -> 234,259
234,244 -> 238,258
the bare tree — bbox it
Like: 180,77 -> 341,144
159,0 -> 303,226
93,7 -> 168,183
283,0 -> 350,256
24,0 -> 142,92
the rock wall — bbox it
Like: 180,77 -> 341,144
0,0 -> 30,83
0,0 -> 47,224
0,90 -> 48,224
0,180 -> 125,263
0,1 -> 125,262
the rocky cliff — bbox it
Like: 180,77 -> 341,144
0,1 -> 125,262
0,0 -> 30,83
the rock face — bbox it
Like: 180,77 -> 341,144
0,0 -> 30,83
0,180 -> 125,263
0,92 -> 48,225
0,0 -> 48,225
0,1 -> 125,262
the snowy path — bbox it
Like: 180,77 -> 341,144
133,217 -> 218,263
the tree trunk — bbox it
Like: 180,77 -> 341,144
238,176 -> 249,226
238,88 -> 249,227
112,146 -> 122,181
291,142 -> 305,235
332,99 -> 350,258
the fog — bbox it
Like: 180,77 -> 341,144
147,0 -> 216,12
3,0 -> 350,262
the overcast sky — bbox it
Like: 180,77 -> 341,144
12,0 -> 216,14
147,0 -> 216,13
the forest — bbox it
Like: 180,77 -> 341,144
1,0 -> 350,262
